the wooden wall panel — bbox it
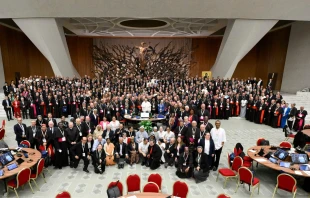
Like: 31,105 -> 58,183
190,37 -> 222,77
66,36 -> 94,77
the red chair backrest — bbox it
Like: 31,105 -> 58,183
108,181 -> 123,196
217,194 -> 231,198
55,191 -> 71,198
0,129 -> 5,140
256,138 -> 265,146
231,156 -> 243,172
148,173 -> 162,190
20,140 -> 31,148
279,141 -> 291,148
143,182 -> 159,193
277,173 -> 297,192
1,120 -> 5,128
238,167 -> 253,185
172,181 -> 188,198
17,168 -> 31,187
126,174 -> 140,193
227,152 -> 231,168
36,158 -> 45,177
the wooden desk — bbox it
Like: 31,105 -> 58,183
302,129 -> 310,137
0,148 -> 41,180
121,192 -> 169,198
247,146 -> 310,177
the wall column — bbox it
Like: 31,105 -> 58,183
0,45 -> 5,87
211,19 -> 277,78
13,18 -> 80,77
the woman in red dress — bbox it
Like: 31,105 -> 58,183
12,98 -> 21,118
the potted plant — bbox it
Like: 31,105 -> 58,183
138,120 -> 153,133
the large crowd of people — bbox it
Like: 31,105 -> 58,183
2,74 -> 308,183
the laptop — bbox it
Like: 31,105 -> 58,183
291,154 -> 309,164
269,157 -> 278,164
274,149 -> 289,160
279,161 -> 290,168
299,164 -> 310,171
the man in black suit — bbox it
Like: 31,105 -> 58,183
2,96 -> 13,121
65,122 -> 79,167
82,116 -> 95,135
114,124 -> 127,144
288,103 -> 297,130
46,113 -> 57,126
147,139 -> 162,170
89,109 -> 99,126
186,121 -> 199,147
70,136 -> 90,173
198,132 -> 215,168
20,97 -> 29,119
3,82 -> 10,96
114,137 -> 128,165
13,118 -> 27,145
26,120 -> 39,149
164,137 -> 176,168
92,144 -> 106,174
197,104 -> 210,124
102,125 -> 114,140
47,120 -> 57,149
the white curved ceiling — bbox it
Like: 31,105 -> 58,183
62,17 -> 227,37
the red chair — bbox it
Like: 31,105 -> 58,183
1,119 -> 5,130
217,156 -> 243,188
126,174 -> 141,194
143,182 -> 160,193
256,138 -> 265,146
217,194 -> 231,198
235,167 -> 260,198
55,191 -> 71,198
243,156 -> 253,169
108,181 -> 123,196
20,140 -> 31,148
0,129 -> 5,140
30,158 -> 46,190
148,173 -> 162,190
172,181 -> 188,198
272,173 -> 297,198
7,168 -> 34,197
279,141 -> 292,149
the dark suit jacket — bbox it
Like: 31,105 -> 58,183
2,99 -> 12,109
14,123 -> 27,142
26,126 -> 39,143
65,127 -> 79,144
92,150 -> 106,164
89,113 -> 99,126
198,138 -> 215,155
45,118 -> 57,126
82,121 -> 95,135
148,144 -> 162,160
165,143 -> 176,156
71,142 -> 90,157
114,142 -> 128,156
194,153 -> 209,172
289,107 -> 297,117
102,130 -> 114,140
127,142 -> 139,153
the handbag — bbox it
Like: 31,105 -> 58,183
107,180 -> 121,198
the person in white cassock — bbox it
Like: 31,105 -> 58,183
141,98 -> 151,112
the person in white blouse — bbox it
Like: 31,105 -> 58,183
210,120 -> 226,171
157,138 -> 166,163
164,126 -> 175,143
109,116 -> 120,131
141,98 -> 151,112
157,126 -> 166,142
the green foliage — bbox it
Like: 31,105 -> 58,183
138,120 -> 153,133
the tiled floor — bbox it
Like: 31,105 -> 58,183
0,117 -> 309,198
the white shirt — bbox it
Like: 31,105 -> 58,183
141,101 -> 151,112
158,131 -> 166,140
210,127 -> 226,150
164,132 -> 175,142
139,142 -> 149,154
204,139 -> 210,155
110,120 -> 120,131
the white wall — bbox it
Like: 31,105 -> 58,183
281,22 -> 310,93
0,46 -> 5,89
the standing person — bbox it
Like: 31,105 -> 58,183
272,103 -> 283,128
13,118 -> 27,145
65,122 -> 79,167
240,97 -> 247,118
281,103 -> 290,128
20,97 -> 29,119
147,139 -> 162,170
26,120 -> 39,149
294,106 -> 308,131
198,132 -> 215,169
12,98 -> 21,119
54,122 -> 69,169
210,120 -> 226,171
70,136 -> 90,173
288,103 -> 297,130
2,96 -> 13,121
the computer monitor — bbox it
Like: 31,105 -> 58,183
274,149 -> 289,160
141,112 -> 149,118
0,152 -> 15,166
291,154 -> 309,164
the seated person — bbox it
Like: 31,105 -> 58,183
164,137 -> 176,168
157,139 -> 166,164
174,136 -> 185,168
232,142 -> 252,165
147,139 -> 162,170
70,137 -> 90,173
176,147 -> 193,178
114,137 -> 128,165
135,126 -> 148,144
193,146 -> 209,183
138,138 -> 149,166
92,144 -> 106,174
104,138 -> 116,166
128,137 -> 139,165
